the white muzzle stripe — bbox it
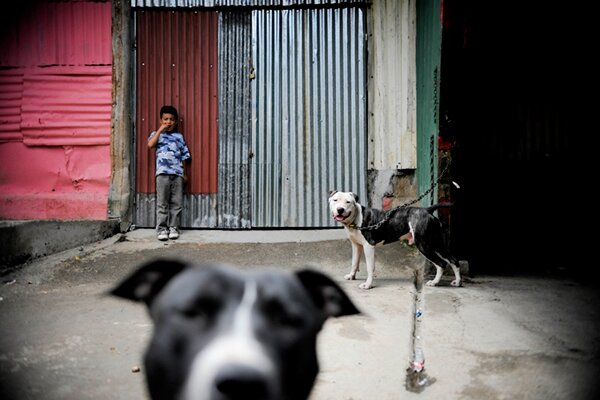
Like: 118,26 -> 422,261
182,281 -> 276,400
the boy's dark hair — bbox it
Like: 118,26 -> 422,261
160,105 -> 178,120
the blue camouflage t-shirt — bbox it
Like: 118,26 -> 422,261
148,130 -> 191,177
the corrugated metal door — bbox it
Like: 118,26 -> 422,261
134,10 -> 220,228
416,0 -> 442,207
217,12 -> 253,228
252,7 -> 368,227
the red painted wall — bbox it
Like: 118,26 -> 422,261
0,0 -> 112,220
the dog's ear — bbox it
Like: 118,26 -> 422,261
352,192 -> 359,202
295,269 -> 360,318
328,190 -> 338,198
110,258 -> 188,307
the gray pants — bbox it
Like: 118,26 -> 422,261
156,174 -> 183,231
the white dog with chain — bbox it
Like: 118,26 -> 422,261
329,191 -> 461,289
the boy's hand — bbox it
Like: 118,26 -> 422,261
148,124 -> 168,149
158,122 -> 170,133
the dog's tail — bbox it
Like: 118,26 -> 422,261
426,202 -> 454,214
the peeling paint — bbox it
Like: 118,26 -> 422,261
0,142 -> 110,220
369,169 -> 396,208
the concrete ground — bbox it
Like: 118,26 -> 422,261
1,228 -> 599,399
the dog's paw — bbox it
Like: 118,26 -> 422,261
344,273 -> 356,281
425,280 -> 438,287
450,280 -> 462,287
359,282 -> 373,290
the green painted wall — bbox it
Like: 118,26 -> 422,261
416,0 -> 442,206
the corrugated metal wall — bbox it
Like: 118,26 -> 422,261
132,2 -> 368,228
252,7 -> 367,227
0,66 -> 112,146
0,0 -> 112,146
0,0 -> 112,221
21,66 -> 112,146
0,69 -> 24,143
134,10 -> 220,228
217,12 -> 253,228
1,0 -> 111,67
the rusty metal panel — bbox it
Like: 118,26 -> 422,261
134,9 -> 220,228
0,0 -> 111,67
131,0 -> 368,8
135,9 -> 219,196
252,7 -> 367,227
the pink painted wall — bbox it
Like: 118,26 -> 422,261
0,142 -> 109,220
0,0 -> 112,221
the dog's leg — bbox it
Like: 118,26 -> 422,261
433,251 -> 461,287
415,241 -> 447,287
412,228 -> 444,287
413,218 -> 462,287
345,242 -> 362,281
425,262 -> 444,287
424,252 -> 461,287
359,244 -> 376,290
425,263 -> 444,286
449,262 -> 461,287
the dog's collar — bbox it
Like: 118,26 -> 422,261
346,222 -> 360,230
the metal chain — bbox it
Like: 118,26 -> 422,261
357,158 -> 451,232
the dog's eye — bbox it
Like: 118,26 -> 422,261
263,299 -> 302,329
179,298 -> 219,321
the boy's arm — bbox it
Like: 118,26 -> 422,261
181,140 -> 191,182
183,158 -> 191,183
147,124 -> 167,149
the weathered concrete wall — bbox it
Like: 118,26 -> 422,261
0,220 -> 119,275
368,169 -> 418,210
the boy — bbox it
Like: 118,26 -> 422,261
147,105 -> 191,241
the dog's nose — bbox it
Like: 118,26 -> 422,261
215,364 -> 270,399
336,207 -> 345,215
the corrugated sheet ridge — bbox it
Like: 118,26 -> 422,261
132,0 -> 368,8
20,66 -> 112,146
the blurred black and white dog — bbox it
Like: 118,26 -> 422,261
111,258 -> 359,400
329,190 -> 461,289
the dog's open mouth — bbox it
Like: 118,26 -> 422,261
333,214 -> 346,222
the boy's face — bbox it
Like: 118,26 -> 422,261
160,113 -> 178,132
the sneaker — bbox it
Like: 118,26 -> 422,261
168,227 -> 179,240
157,229 -> 169,241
